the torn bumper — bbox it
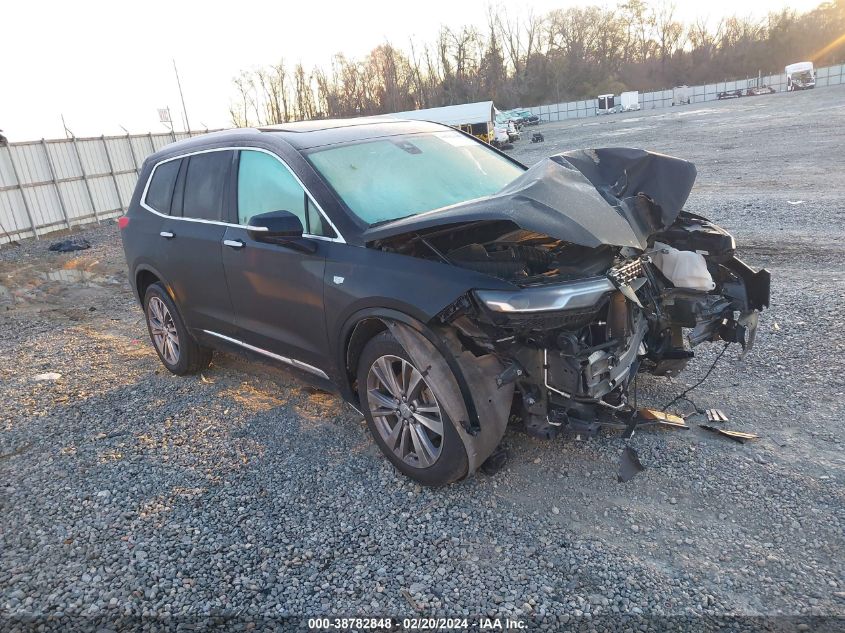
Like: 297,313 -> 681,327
443,246 -> 769,438
724,256 -> 771,312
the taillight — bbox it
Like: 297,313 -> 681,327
118,216 -> 130,230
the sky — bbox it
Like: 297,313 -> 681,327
0,0 -> 823,141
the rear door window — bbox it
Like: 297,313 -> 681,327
182,151 -> 232,222
144,159 -> 181,214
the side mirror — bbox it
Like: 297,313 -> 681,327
247,210 -> 303,239
246,210 -> 316,254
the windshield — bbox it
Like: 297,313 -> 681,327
307,131 -> 524,225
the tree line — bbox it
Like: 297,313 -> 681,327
229,0 -> 845,126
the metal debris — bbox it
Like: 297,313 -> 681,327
699,425 -> 759,443
706,409 -> 729,423
639,407 -> 689,428
617,446 -> 645,483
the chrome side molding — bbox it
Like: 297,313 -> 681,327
202,330 -> 330,380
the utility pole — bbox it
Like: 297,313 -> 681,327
173,59 -> 191,135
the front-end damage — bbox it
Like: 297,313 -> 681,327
366,148 -> 770,464
384,321 -> 515,474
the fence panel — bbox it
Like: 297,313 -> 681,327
0,130 -> 223,244
56,179 -> 89,222
0,149 -> 16,190
47,141 -> 80,181
0,189 -> 31,235
88,174 -> 118,216
78,139 -> 110,175
28,184 -> 65,231
14,144 -> 51,185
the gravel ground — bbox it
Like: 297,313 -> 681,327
2,86 -> 844,631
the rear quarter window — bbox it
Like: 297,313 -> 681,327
144,159 -> 181,213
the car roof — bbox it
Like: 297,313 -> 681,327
261,118 -> 453,150
145,118 -> 454,164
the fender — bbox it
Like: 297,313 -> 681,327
131,261 -> 177,306
337,307 -> 482,434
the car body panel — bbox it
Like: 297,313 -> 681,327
164,220 -> 234,335
364,149 -> 696,251
321,241 -> 516,378
220,224 -> 330,371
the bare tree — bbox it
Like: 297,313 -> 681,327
293,64 -> 316,120
652,2 -> 685,71
230,0 -> 845,124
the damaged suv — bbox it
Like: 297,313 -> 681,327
120,119 -> 769,485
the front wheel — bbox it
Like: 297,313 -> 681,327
357,332 -> 468,486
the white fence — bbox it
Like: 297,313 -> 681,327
0,130 -> 217,244
527,63 -> 845,120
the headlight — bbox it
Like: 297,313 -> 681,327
474,277 -> 614,313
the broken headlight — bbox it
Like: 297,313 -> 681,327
474,277 -> 615,313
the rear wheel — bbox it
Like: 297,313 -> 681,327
357,332 -> 468,486
144,283 -> 212,375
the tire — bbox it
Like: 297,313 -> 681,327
143,282 -> 212,375
357,331 -> 468,486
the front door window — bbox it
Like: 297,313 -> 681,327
237,150 -> 335,238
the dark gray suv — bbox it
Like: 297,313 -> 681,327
120,118 -> 769,485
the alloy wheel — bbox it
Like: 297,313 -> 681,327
366,354 -> 444,468
147,296 -> 180,365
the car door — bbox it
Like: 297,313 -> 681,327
158,149 -> 236,336
220,149 -> 336,375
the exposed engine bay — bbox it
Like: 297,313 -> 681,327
366,148 -> 770,440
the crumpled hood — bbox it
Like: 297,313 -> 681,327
364,148 -> 697,250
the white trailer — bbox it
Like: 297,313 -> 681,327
672,86 -> 691,105
620,91 -> 640,112
596,94 -> 616,115
388,101 -> 496,141
785,62 -> 815,91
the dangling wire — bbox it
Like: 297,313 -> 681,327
662,342 -> 731,414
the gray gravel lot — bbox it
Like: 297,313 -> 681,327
1,86 -> 844,631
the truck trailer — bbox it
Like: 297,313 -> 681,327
620,91 -> 641,112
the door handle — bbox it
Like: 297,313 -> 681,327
223,239 -> 245,249
160,231 -> 174,239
